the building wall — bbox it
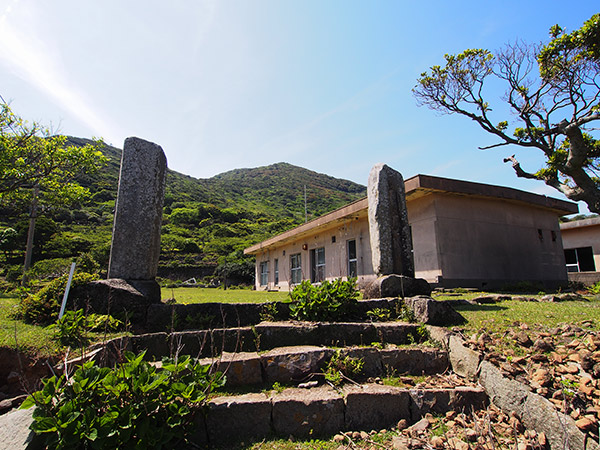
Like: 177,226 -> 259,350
253,193 -> 569,290
254,218 -> 375,291
424,193 -> 568,288
560,222 -> 600,271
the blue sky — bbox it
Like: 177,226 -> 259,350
0,1 -> 597,211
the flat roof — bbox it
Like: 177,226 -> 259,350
245,174 -> 578,255
560,216 -> 600,231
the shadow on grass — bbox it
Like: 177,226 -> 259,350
451,302 -> 508,313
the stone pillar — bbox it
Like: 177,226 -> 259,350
367,163 -> 414,277
108,137 -> 167,281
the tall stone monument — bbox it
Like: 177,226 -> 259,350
70,137 -> 167,326
108,137 -> 167,281
367,163 -> 414,277
365,163 -> 430,299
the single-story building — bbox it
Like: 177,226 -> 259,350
245,174 -> 578,291
560,217 -> 600,285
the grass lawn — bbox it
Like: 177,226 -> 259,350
452,298 -> 600,334
161,287 -> 290,304
0,295 -> 60,357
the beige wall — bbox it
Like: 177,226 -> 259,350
254,218 -> 375,291
412,193 -> 568,288
560,223 -> 600,271
254,193 -> 569,290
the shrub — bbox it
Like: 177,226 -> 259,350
14,272 -> 98,325
21,351 -> 225,449
289,278 -> 359,321
55,309 -> 123,347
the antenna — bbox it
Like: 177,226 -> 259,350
304,185 -> 307,223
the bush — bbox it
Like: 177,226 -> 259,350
289,278 -> 360,321
14,272 -> 98,325
55,309 -> 123,347
21,351 -> 225,449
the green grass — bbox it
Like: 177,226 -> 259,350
0,295 -> 60,357
454,298 -> 600,334
161,287 -> 290,304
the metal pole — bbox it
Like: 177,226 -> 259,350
58,261 -> 77,320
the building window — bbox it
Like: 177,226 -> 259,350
259,261 -> 269,286
347,239 -> 357,278
274,259 -> 279,285
290,253 -> 302,284
565,247 -> 596,272
310,247 -> 325,283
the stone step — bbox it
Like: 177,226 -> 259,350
95,321 -> 426,361
196,344 -> 448,388
194,384 -> 489,446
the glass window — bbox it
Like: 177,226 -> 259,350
290,253 -> 302,284
274,259 -> 279,285
347,239 -> 357,278
310,247 -> 325,283
259,261 -> 269,286
565,247 -> 595,272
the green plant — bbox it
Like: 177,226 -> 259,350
395,301 -> 416,322
289,278 -> 359,321
588,282 -> 600,295
260,302 -> 279,321
323,350 -> 364,386
21,351 -> 225,449
13,272 -> 98,325
55,309 -> 124,348
366,308 -> 391,322
55,310 -> 89,348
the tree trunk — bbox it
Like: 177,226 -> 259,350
21,185 -> 39,286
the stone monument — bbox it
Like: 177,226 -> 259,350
367,163 -> 414,277
71,137 -> 167,325
108,137 -> 167,281
365,163 -> 430,298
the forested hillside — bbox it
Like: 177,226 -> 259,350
0,137 -> 366,286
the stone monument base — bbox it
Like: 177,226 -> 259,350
71,278 -> 161,327
364,274 -> 431,299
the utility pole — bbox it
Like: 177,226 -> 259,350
304,185 -> 307,223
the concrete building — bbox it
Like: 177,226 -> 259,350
560,217 -> 600,285
245,174 -> 578,291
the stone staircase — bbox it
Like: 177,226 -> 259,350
92,321 -> 489,447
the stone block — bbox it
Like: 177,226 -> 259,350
448,334 -> 481,380
409,389 -> 451,417
272,386 -> 344,438
364,275 -> 431,299
339,347 -> 383,378
404,296 -> 465,325
200,352 -> 263,386
0,407 -> 43,450
449,386 -> 488,412
261,346 -> 333,383
344,384 -> 410,430
380,347 -> 449,375
206,393 -> 272,444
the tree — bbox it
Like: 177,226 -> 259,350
413,14 -> 600,213
0,102 -> 107,283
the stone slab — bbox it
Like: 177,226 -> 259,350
380,347 -> 449,375
261,346 -> 333,383
0,407 -> 43,450
206,393 -> 272,444
272,386 -> 344,438
344,384 -> 410,430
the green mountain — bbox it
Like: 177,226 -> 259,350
1,137 -> 366,285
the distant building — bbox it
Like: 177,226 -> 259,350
245,174 -> 578,291
560,217 -> 600,285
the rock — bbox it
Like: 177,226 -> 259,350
430,435 -> 444,448
408,417 -> 430,434
367,163 -> 414,277
261,346 -> 332,383
448,334 -> 482,380
391,436 -> 410,450
333,434 -> 345,443
464,428 -> 478,442
403,296 -> 465,326
533,338 -> 554,353
360,431 -> 369,440
0,407 -> 43,450
575,416 -> 595,431
531,368 -> 552,387
447,437 -> 470,450
514,331 -> 533,347
397,419 -> 409,430
344,384 -> 410,431
364,275 -> 431,299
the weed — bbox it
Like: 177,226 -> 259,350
396,301 -> 416,322
323,350 -> 364,386
289,278 -> 359,321
366,308 -> 392,322
260,302 -> 278,321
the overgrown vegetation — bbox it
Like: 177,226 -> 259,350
54,309 -> 123,348
289,278 -> 360,321
21,351 -> 225,449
